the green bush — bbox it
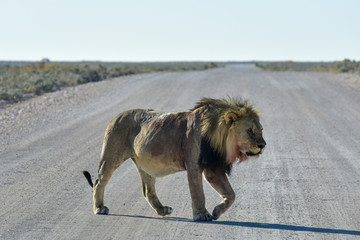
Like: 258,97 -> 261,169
329,59 -> 360,73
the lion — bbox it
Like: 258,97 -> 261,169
83,97 -> 266,221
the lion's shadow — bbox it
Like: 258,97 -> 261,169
108,214 -> 360,236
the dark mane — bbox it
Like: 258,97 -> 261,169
199,137 -> 232,175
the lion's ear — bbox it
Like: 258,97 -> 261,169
224,111 -> 239,125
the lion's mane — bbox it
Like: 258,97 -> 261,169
193,98 -> 260,174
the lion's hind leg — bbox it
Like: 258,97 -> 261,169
93,154 -> 129,215
204,168 -> 235,220
93,160 -> 116,214
134,164 -> 173,216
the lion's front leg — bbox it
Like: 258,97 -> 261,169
204,168 -> 235,220
187,167 -> 213,221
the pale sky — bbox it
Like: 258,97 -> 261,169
1,0 -> 359,62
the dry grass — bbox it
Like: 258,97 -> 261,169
0,62 -> 219,102
256,59 -> 360,74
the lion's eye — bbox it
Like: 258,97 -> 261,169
247,128 -> 253,134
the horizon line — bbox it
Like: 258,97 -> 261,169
0,59 -> 357,63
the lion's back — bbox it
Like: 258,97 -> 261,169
102,109 -> 162,154
108,109 -> 161,130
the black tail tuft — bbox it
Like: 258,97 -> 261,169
82,171 -> 94,188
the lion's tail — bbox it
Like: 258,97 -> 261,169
82,171 -> 94,188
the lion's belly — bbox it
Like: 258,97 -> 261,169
133,153 -> 186,177
133,132 -> 188,177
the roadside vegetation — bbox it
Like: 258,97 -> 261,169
256,59 -> 360,74
0,62 -> 218,102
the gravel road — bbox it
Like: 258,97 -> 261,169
1,64 -> 360,239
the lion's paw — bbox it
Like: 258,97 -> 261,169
94,206 -> 109,215
212,207 -> 221,220
193,211 -> 213,221
157,206 -> 173,216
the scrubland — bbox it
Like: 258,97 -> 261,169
0,61 -> 218,102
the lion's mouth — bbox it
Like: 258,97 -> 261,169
238,149 -> 262,162
246,151 -> 261,157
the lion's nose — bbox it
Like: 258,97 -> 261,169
258,144 -> 265,149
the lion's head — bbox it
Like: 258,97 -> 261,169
224,110 -> 266,163
193,98 -> 266,173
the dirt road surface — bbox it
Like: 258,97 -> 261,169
1,65 -> 360,239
